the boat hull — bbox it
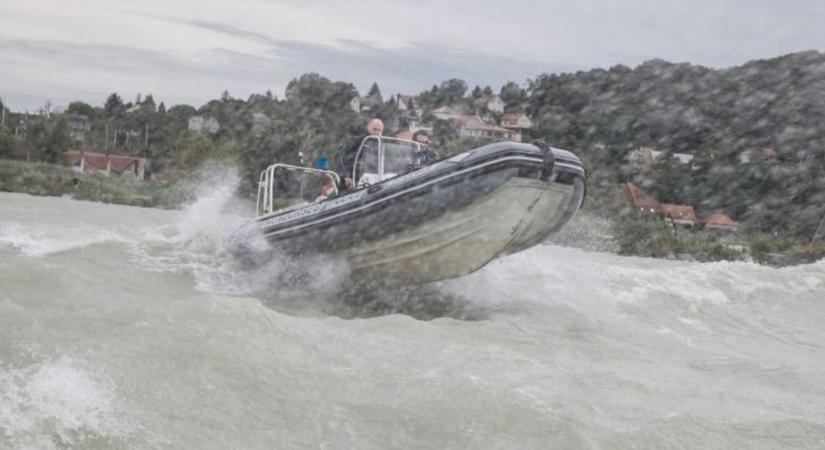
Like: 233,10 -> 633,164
236,142 -> 586,285
341,176 -> 577,284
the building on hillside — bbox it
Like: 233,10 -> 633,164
661,203 -> 697,228
650,149 -> 694,165
625,182 -> 662,217
349,97 -> 361,113
251,112 -> 271,135
431,105 -> 463,121
401,114 -> 432,136
703,213 -> 738,233
627,146 -> 694,172
65,150 -> 148,180
738,147 -> 779,164
500,112 -> 533,131
627,147 -> 656,172
456,115 -> 520,142
188,116 -> 220,134
358,96 -> 381,113
485,95 -> 505,113
392,94 -> 423,117
66,114 -> 91,145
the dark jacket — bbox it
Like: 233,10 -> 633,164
334,134 -> 367,181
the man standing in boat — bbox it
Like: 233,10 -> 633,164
412,130 -> 439,165
335,118 -> 383,189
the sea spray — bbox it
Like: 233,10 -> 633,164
0,357 -> 129,449
129,163 -> 351,305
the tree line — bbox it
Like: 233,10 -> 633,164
2,50 -> 824,240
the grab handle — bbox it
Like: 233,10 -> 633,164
532,139 -> 556,181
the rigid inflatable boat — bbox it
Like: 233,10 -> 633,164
234,136 -> 586,285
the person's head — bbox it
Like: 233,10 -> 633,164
366,118 -> 384,136
412,130 -> 431,146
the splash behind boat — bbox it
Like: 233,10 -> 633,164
234,137 -> 586,285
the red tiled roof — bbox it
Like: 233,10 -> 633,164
661,204 -> 696,221
63,150 -> 147,174
501,112 -> 527,121
108,155 -> 136,173
84,153 -> 109,170
704,213 -> 738,229
626,183 -> 661,214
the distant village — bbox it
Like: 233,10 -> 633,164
0,91 -> 535,182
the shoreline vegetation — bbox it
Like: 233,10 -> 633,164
0,159 -> 195,208
3,158 -> 822,267
549,211 -> 825,267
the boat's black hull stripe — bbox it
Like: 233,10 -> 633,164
259,155 -> 581,238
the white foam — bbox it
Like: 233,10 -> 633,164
0,357 -> 128,449
0,223 -> 125,257
126,165 -> 349,298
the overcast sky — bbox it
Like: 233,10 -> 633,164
1,0 -> 823,110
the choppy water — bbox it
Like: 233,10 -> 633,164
1,186 -> 824,449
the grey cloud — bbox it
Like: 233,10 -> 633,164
160,16 -> 584,91
0,39 -> 196,75
155,16 -> 281,46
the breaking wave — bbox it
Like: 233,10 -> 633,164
127,166 -> 351,309
0,223 -> 126,257
0,357 -> 129,449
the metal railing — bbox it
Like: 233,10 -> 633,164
351,136 -> 422,185
256,164 -> 340,216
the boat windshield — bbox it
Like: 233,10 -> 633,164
256,164 -> 339,216
352,136 -> 422,187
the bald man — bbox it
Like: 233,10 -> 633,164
335,118 -> 384,188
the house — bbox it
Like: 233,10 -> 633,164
626,147 -> 656,172
358,96 -> 381,113
409,123 -> 433,135
456,115 -> 520,142
738,147 -> 778,164
392,94 -> 423,118
188,115 -> 220,134
500,112 -> 533,131
485,95 -> 505,113
661,203 -> 697,228
650,149 -> 694,165
625,182 -> 662,217
431,105 -> 463,121
66,114 -> 91,144
251,112 -> 271,134
349,97 -> 361,113
65,150 -> 148,180
627,146 -> 694,172
703,213 -> 738,232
